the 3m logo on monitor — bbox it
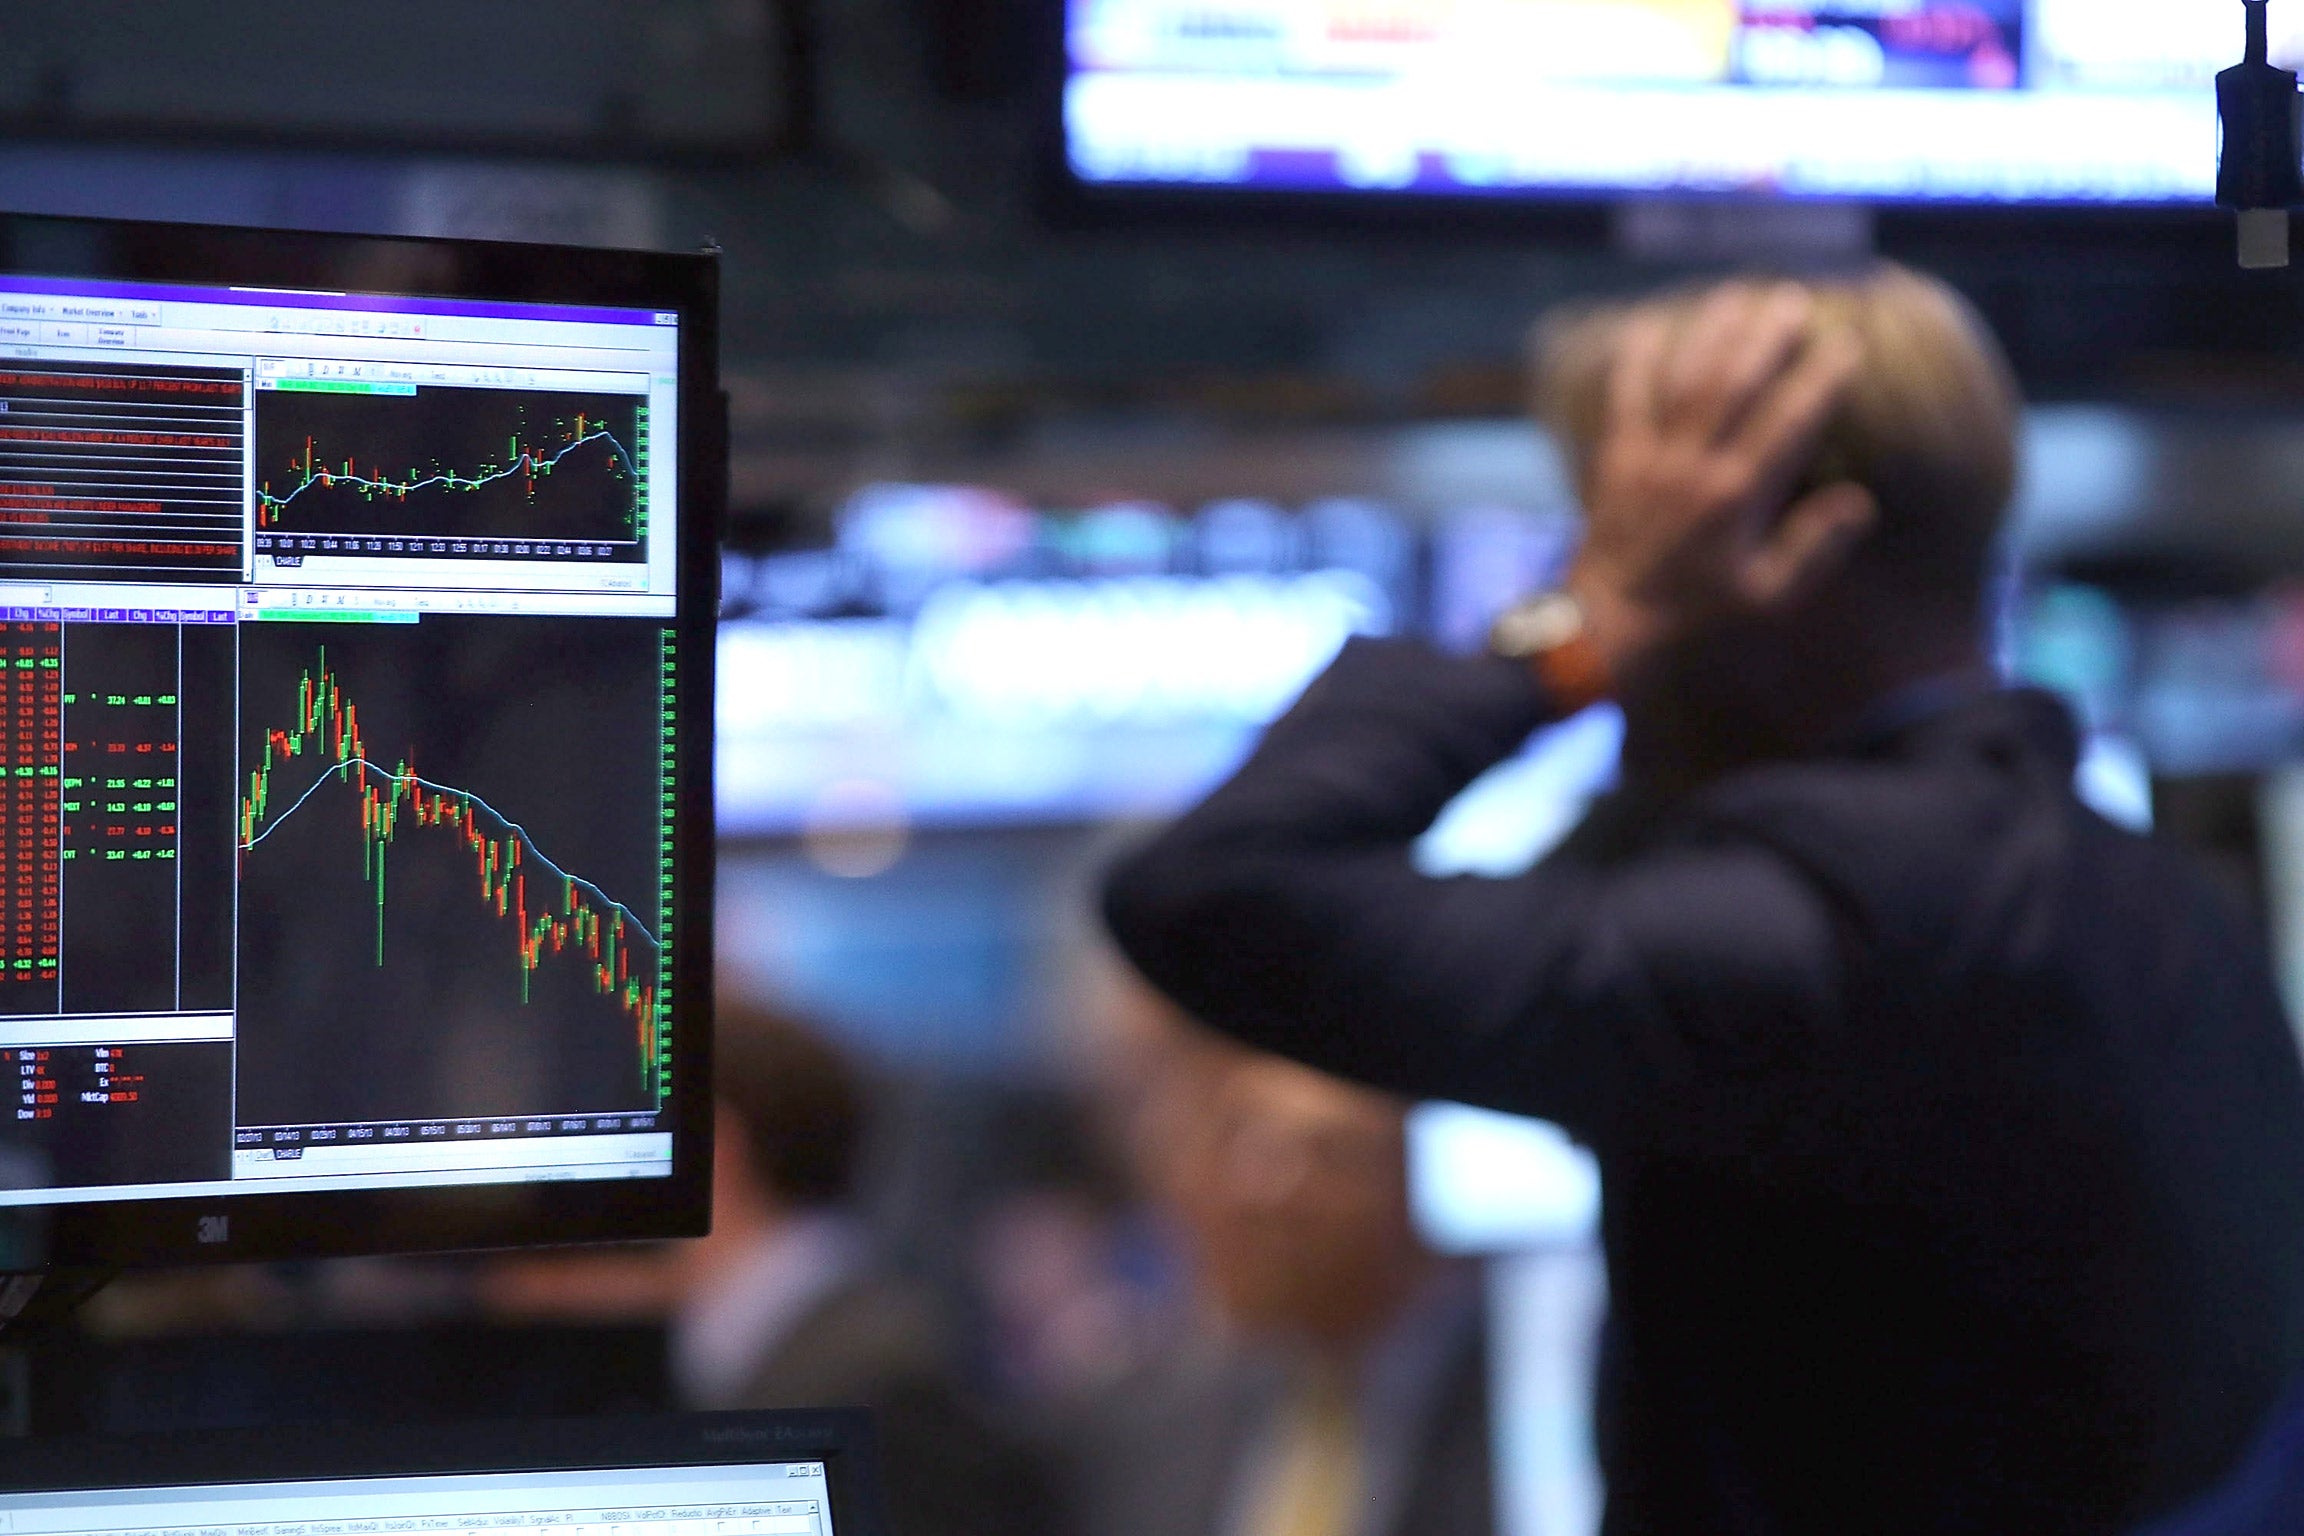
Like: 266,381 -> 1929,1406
196,1215 -> 229,1245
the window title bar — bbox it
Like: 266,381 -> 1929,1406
0,274 -> 669,328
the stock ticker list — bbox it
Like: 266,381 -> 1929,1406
0,614 -> 239,1192
0,617 -> 235,1018
0,622 -> 62,989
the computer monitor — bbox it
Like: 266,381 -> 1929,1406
0,213 -> 718,1269
0,1412 -> 882,1536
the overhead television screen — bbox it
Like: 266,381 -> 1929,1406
1064,0 -> 2290,204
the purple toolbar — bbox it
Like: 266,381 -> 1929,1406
0,273 -> 667,328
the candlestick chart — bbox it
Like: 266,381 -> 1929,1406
230,616 -> 672,1128
252,383 -> 647,556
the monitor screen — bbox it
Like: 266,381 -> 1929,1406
0,216 -> 715,1265
0,1415 -> 879,1536
1063,0 -> 2280,205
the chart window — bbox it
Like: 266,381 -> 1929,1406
0,277 -> 682,1205
250,361 -> 653,576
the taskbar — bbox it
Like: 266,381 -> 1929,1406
0,1128 -> 674,1206
257,533 -> 642,563
238,1108 -> 664,1158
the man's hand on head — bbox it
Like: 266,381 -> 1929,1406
1567,282 -> 1878,690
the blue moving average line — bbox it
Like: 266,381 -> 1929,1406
256,423 -> 641,519
243,752 -> 663,950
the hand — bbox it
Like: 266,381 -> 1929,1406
1567,282 -> 1878,688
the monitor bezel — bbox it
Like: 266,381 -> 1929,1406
0,211 -> 719,1268
0,1410 -> 884,1536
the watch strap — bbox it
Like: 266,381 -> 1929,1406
1490,592 -> 1613,714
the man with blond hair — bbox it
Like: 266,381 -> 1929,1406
1104,268 -> 2304,1534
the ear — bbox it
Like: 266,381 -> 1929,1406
1741,482 -> 1878,612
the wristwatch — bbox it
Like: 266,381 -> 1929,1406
1489,590 -> 1613,713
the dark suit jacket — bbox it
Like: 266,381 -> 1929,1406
2139,1378 -> 2304,1535
725,1272 -> 1059,1536
1103,639 -> 2304,1536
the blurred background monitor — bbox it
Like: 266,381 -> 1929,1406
0,1 -> 797,162
716,482 -> 1577,836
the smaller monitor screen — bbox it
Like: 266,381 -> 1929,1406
0,1459 -> 841,1536
717,484 -> 1579,834
1064,0 -> 2286,204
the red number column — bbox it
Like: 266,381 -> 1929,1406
8,626 -> 32,985
0,627 -> 20,983
0,621 -> 60,1000
36,622 -> 60,983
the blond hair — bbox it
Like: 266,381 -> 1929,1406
1535,264 -> 2021,612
